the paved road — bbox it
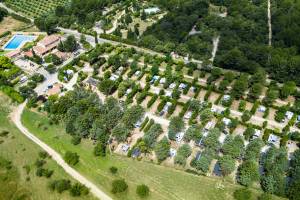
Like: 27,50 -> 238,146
10,102 -> 112,200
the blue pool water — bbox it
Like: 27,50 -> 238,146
3,35 -> 36,50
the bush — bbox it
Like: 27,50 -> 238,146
49,179 -> 71,193
64,151 -> 79,166
71,136 -> 81,145
109,166 -> 118,174
233,188 -> 252,200
70,183 -> 89,196
111,179 -> 128,194
40,150 -> 52,162
136,184 -> 150,198
258,193 -> 273,200
93,142 -> 106,157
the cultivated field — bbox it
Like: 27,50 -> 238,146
5,0 -> 68,18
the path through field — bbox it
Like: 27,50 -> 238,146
10,102 -> 112,200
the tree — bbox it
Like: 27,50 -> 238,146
184,125 -> 202,142
237,160 -> 259,186
58,35 -> 78,52
192,149 -> 214,173
94,31 -> 98,44
64,151 -> 79,166
174,144 -> 192,166
263,89 -> 278,106
71,136 -> 81,145
244,138 -> 263,160
49,179 -> 71,193
112,123 -> 130,142
127,28 -> 135,40
233,188 -> 252,200
258,193 -> 273,200
202,128 -> 221,151
70,183 -> 89,196
222,135 -> 244,159
243,127 -> 255,141
98,79 -> 116,95
168,116 -> 184,140
219,155 -> 235,176
111,179 -> 128,194
200,108 -> 214,124
109,166 -> 118,174
154,137 -> 170,163
248,83 -> 263,101
241,110 -> 252,122
280,81 -> 296,99
125,14 -> 133,24
94,142 -> 106,157
136,184 -> 150,198
231,74 -> 249,99
141,9 -> 146,20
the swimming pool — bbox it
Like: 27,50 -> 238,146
3,35 -> 37,50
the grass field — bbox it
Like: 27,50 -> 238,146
21,108 -> 285,200
0,94 -> 96,200
0,16 -> 28,35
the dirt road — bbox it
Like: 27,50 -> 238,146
10,102 -> 112,200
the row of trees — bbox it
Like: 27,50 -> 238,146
45,88 -> 144,154
0,7 -> 8,22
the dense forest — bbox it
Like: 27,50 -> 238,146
139,0 -> 214,59
35,0 -> 123,33
212,0 -> 300,84
34,0 -> 300,83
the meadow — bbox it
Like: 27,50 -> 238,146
21,107 -> 285,200
0,94 -> 95,200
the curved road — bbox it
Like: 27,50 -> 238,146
11,102 -> 112,200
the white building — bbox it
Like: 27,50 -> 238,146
268,134 -> 280,147
175,132 -> 184,143
144,7 -> 160,15
222,118 -> 231,126
170,148 -> 177,157
184,111 -> 192,119
285,111 -> 294,120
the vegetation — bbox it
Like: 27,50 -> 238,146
0,94 -> 94,200
111,179 -> 128,194
136,184 -> 150,198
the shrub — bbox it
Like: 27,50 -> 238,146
109,166 -> 118,174
70,183 -> 89,196
71,136 -> 81,145
111,179 -> 128,194
233,188 -> 252,200
136,184 -> 150,198
258,193 -> 273,200
94,142 -> 106,157
64,151 -> 79,166
49,179 -> 71,193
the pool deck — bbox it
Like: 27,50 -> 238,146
1,32 -> 46,50
2,34 -> 38,50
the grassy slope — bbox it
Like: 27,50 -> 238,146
21,108 -> 285,200
0,94 -> 96,200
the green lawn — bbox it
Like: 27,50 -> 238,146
0,94 -> 96,200
21,107 -> 285,200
